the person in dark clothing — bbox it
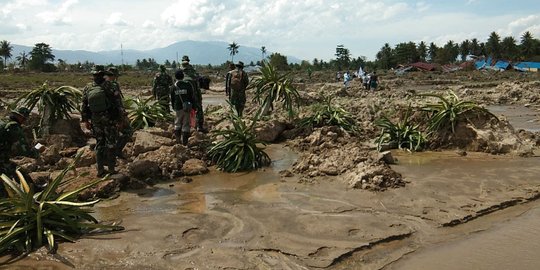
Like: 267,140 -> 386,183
170,70 -> 196,145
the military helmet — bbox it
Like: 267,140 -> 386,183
159,65 -> 166,72
235,61 -> 245,68
107,67 -> 119,76
11,107 -> 31,119
181,55 -> 190,63
91,65 -> 113,75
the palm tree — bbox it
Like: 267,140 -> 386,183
0,40 -> 13,67
261,46 -> 267,62
16,51 -> 29,70
520,31 -> 536,60
227,42 -> 239,62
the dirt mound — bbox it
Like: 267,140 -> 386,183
343,162 -> 405,191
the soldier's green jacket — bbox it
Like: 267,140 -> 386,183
81,81 -> 122,122
0,118 -> 38,162
152,71 -> 173,99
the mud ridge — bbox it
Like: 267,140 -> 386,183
327,232 -> 415,268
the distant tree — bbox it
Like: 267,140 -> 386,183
164,59 -> 171,67
57,59 -> 68,71
335,44 -> 351,70
520,31 -> 537,60
261,46 -> 267,61
434,40 -> 459,64
459,39 -> 471,61
268,52 -> 289,70
376,43 -> 394,69
500,36 -> 518,60
427,42 -> 439,63
485,31 -> 501,58
228,41 -> 239,62
394,42 -> 418,64
418,41 -> 428,62
29,43 -> 55,71
16,51 -> 29,70
470,38 -> 482,56
0,40 -> 13,67
171,60 -> 177,69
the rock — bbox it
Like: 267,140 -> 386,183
182,159 -> 209,176
49,118 -> 87,145
131,130 -> 175,156
45,134 -> 73,149
41,143 -> 62,165
75,146 -> 96,168
11,157 -> 39,172
95,179 -> 120,198
28,171 -> 51,188
128,160 -> 161,180
143,127 -> 173,138
345,163 -> 405,191
255,120 -> 287,142
377,151 -> 396,164
279,170 -> 294,177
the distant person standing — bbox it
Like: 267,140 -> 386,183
152,65 -> 173,112
369,72 -> 379,91
336,71 -> 342,82
226,61 -> 249,116
170,70 -> 195,145
224,63 -> 235,97
363,72 -> 371,90
343,71 -> 351,88
181,55 -> 207,133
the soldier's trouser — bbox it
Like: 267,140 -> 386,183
92,117 -> 119,172
194,102 -> 204,128
174,110 -> 191,133
234,103 -> 245,117
116,124 -> 133,156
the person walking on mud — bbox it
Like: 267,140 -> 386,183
170,70 -> 195,145
81,65 -> 122,177
225,63 -> 235,97
106,66 -> 132,159
181,55 -> 207,133
152,65 -> 173,112
226,61 -> 249,117
369,72 -> 379,91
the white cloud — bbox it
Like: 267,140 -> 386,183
142,20 -> 156,29
106,12 -> 129,26
36,0 -> 78,25
416,2 -> 430,12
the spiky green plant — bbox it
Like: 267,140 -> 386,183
0,154 -> 123,255
298,95 -> 358,133
207,103 -> 271,172
251,61 -> 300,119
420,90 -> 498,133
15,81 -> 81,134
375,106 -> 426,151
124,96 -> 173,130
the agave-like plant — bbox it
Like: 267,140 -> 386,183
124,96 -> 173,130
298,95 -> 358,133
420,90 -> 498,133
251,61 -> 300,119
15,81 -> 81,135
0,153 -> 124,255
207,103 -> 271,172
375,106 -> 426,151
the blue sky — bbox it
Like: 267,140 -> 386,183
1,0 -> 539,62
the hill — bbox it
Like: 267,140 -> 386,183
9,41 -> 301,66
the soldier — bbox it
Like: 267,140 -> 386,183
81,65 -> 122,177
106,67 -> 132,159
224,63 -> 235,97
152,65 -> 173,112
227,61 -> 249,116
170,70 -> 195,145
0,107 -> 41,196
181,55 -> 207,133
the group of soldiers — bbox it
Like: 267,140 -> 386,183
1,55 -> 250,188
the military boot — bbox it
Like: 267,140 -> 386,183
174,129 -> 182,144
96,155 -> 107,177
182,132 -> 190,146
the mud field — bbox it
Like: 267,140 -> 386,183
1,70 -> 540,269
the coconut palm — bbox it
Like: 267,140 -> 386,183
251,61 -> 300,119
228,42 -> 239,62
0,154 -> 123,254
261,46 -> 267,62
16,51 -> 29,70
0,40 -> 13,68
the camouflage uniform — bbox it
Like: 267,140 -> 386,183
152,67 -> 173,112
107,67 -> 132,158
82,68 -> 122,176
228,62 -> 249,116
0,111 -> 39,196
181,62 -> 205,131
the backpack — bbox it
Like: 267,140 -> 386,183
87,85 -> 111,113
230,70 -> 244,92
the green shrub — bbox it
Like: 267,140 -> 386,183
0,154 -> 123,255
299,95 -> 357,133
208,104 -> 271,172
375,106 -> 426,151
124,96 -> 173,130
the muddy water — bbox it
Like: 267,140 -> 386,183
488,105 -> 540,132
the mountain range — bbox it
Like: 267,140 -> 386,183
9,40 -> 301,66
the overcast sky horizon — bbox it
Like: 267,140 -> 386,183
1,0 -> 540,62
